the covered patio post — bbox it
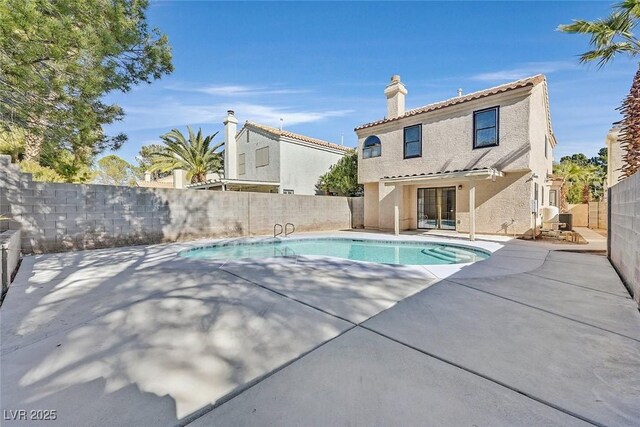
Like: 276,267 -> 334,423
394,185 -> 401,236
469,179 -> 476,241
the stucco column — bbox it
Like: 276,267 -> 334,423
173,169 -> 186,189
469,179 -> 476,241
223,110 -> 238,180
394,185 -> 401,236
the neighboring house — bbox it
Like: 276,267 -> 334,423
355,74 -> 556,239
137,172 -> 180,189
136,170 -> 220,189
187,111 -> 351,194
605,121 -> 623,189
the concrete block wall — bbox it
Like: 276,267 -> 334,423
608,172 -> 640,304
1,227 -> 21,302
588,201 -> 608,230
0,155 -> 364,254
566,204 -> 588,228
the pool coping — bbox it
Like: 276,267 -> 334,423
171,232 -> 548,280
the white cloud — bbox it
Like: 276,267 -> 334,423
166,83 -> 310,97
471,61 -> 578,82
120,101 -> 353,131
232,103 -> 353,127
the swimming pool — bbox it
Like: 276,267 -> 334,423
180,238 -> 490,265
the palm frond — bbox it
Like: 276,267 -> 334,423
558,5 -> 640,66
148,126 -> 224,183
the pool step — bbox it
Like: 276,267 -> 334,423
421,246 -> 474,263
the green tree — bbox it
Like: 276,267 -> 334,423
94,154 -> 136,186
0,0 -> 173,166
0,125 -> 25,162
149,127 -> 224,184
19,160 -> 65,182
554,160 -> 600,205
135,143 -> 170,180
559,153 -> 589,166
318,151 -> 362,197
558,0 -> 640,176
590,147 -> 608,169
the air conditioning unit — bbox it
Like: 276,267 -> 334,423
558,213 -> 573,231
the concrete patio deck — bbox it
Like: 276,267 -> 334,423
1,232 -> 638,426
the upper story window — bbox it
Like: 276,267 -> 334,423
363,135 -> 381,158
256,146 -> 269,167
473,106 -> 499,149
404,124 -> 422,159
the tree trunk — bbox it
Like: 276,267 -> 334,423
560,182 -> 569,212
619,64 -> 640,177
23,131 -> 43,162
582,183 -> 590,203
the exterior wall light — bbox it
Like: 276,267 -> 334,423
457,184 -> 463,190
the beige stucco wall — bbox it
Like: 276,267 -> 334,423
606,125 -> 623,188
374,171 -> 532,235
356,81 -> 554,236
279,139 -> 345,195
357,87 -> 534,185
567,204 -> 589,227
527,83 -> 555,212
363,182 -> 379,228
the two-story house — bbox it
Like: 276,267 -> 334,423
187,110 -> 351,195
355,74 -> 556,239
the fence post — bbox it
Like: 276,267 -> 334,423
607,188 -> 612,258
1,245 -> 7,299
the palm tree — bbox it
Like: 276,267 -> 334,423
559,0 -> 640,177
149,127 -> 224,183
554,161 -> 599,206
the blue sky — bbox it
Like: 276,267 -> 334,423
104,1 -> 638,164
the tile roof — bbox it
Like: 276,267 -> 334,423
381,167 -> 500,180
355,74 -> 547,131
244,122 -> 353,153
136,181 -> 174,189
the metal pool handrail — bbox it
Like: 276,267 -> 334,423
285,223 -> 295,237
274,223 -> 283,238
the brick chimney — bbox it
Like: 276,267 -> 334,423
384,75 -> 408,119
223,110 -> 238,180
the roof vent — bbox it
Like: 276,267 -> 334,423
457,88 -> 463,97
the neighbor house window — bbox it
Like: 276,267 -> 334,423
404,124 -> 422,159
283,189 -> 294,194
238,153 -> 246,175
473,106 -> 499,148
256,146 -> 269,167
549,189 -> 558,207
362,135 -> 381,158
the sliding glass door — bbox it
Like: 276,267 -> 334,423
417,187 -> 456,230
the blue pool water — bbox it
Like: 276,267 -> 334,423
180,238 -> 490,265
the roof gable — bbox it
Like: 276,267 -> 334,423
241,122 -> 352,153
355,74 -> 547,131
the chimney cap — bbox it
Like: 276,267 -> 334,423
227,110 -> 235,116
390,75 -> 401,83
